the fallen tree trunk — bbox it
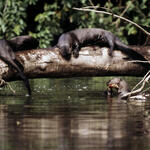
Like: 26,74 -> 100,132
0,46 -> 150,81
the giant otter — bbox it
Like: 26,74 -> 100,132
9,35 -> 39,51
106,78 -> 149,100
0,39 -> 31,95
56,28 -> 150,69
0,36 -> 39,95
107,78 -> 130,99
56,28 -> 137,58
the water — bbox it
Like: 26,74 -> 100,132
0,77 -> 150,150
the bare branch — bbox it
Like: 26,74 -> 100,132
132,70 -> 150,92
73,7 -> 150,36
88,0 -> 95,7
114,0 -> 135,27
122,71 -> 150,98
128,60 -> 150,63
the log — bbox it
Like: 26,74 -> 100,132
0,46 -> 150,82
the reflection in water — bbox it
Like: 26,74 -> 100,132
0,77 -> 150,150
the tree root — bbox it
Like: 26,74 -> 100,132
0,78 -> 16,94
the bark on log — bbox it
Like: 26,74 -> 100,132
1,46 -> 150,82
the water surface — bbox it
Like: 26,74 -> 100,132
0,77 -> 150,150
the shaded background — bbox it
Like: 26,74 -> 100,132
0,0 -> 150,48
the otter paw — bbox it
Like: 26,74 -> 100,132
73,51 -> 79,58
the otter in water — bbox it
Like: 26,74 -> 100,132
56,28 -> 150,69
106,78 -> 149,100
107,78 -> 130,99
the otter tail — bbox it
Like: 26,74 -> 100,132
115,38 -> 150,70
11,60 -> 31,95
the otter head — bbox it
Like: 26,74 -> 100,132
107,78 -> 130,96
59,44 -> 72,60
106,78 -> 121,96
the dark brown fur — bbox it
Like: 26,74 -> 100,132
0,35 -> 39,95
9,35 -> 39,51
56,28 -> 125,59
0,39 -> 31,95
57,28 -> 150,69
106,78 -> 131,99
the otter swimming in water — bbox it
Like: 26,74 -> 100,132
107,78 -> 130,99
106,78 -> 149,100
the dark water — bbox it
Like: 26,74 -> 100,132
0,77 -> 150,150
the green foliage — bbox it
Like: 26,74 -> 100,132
33,2 -> 62,48
0,0 -> 149,46
0,0 -> 27,39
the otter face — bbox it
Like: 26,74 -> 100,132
106,78 -> 130,97
59,44 -> 72,60
107,78 -> 121,89
106,78 -> 121,96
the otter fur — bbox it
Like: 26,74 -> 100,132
57,28 -> 150,69
0,35 -> 39,95
9,35 -> 39,51
0,39 -> 32,95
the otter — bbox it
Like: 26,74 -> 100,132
57,28 -> 135,59
0,36 -> 39,95
56,28 -> 150,69
107,78 -> 130,99
9,35 -> 39,51
0,39 -> 32,95
106,78 -> 149,100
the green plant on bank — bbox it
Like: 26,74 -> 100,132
0,0 -> 149,48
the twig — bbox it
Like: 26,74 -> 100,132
122,71 -> 150,98
88,0 -> 95,7
73,7 -> 150,36
0,78 -> 16,94
3,0 -> 8,13
83,6 -> 99,9
128,60 -> 150,63
131,70 -> 150,92
141,86 -> 150,94
6,82 -> 16,94
114,0 -> 134,27
83,6 -> 115,18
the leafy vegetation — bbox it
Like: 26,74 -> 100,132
0,0 -> 149,48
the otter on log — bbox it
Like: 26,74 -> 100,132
57,28 -> 133,59
9,35 -> 39,51
0,35 -> 39,95
0,39 -> 31,95
56,28 -> 150,69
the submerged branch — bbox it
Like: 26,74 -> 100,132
122,71 -> 150,98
